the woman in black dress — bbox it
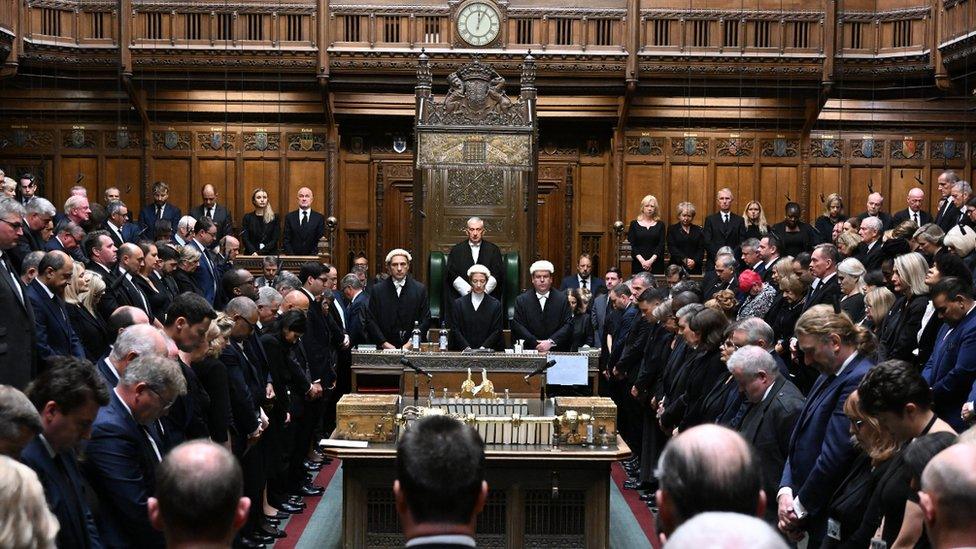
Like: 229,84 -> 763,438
666,201 -> 705,275
815,193 -> 847,245
627,194 -> 665,274
173,245 -> 205,296
742,200 -> 769,241
879,253 -> 930,364
65,266 -> 110,362
566,289 -> 595,351
133,241 -> 171,323
241,188 -> 281,255
837,257 -> 866,324
772,202 -> 819,258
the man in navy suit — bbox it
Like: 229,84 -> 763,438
10,196 -> 55,273
189,184 -> 234,242
96,323 -> 168,388
511,260 -> 572,352
935,171 -> 963,233
22,357 -> 110,549
28,250 -> 86,360
891,187 -> 933,229
103,200 -> 141,248
282,187 -> 324,255
138,181 -> 182,238
0,198 -> 38,389
188,217 -> 219,303
777,305 -> 873,547
340,273 -> 370,347
922,277 -> 976,431
560,253 -> 606,295
45,220 -> 85,262
84,354 -> 186,549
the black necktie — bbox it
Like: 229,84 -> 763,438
156,205 -> 163,218
729,400 -> 752,429
723,213 -> 729,225
139,424 -> 162,462
206,207 -> 214,220
913,212 -> 919,226
301,211 -> 308,226
581,278 -> 587,289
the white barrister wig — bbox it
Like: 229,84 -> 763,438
467,264 -> 491,279
385,248 -> 413,263
528,260 -> 555,275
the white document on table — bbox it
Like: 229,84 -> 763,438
319,439 -> 369,448
546,355 -> 588,385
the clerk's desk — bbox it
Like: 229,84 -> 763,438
350,348 -> 601,398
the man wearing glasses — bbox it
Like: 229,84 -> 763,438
0,197 -> 36,389
10,196 -> 55,272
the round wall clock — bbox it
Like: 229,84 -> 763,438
457,2 -> 501,47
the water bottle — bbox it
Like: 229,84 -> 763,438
411,321 -> 421,349
438,324 -> 449,351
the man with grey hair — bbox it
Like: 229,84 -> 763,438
918,443 -> 976,549
255,255 -> 279,288
0,198 -> 37,388
28,250 -> 85,359
45,219 -> 85,262
340,272 -> 369,346
445,216 -> 504,320
0,385 -> 41,457
255,285 -> 283,330
727,345 -> 804,526
664,511 -> 788,549
103,200 -> 139,248
856,217 -> 885,270
936,170 -> 962,231
62,194 -> 91,228
950,180 -> 973,227
892,187 -> 932,229
10,196 -> 55,271
274,270 -> 302,297
704,253 -> 738,300
96,323 -> 168,388
19,250 -> 44,286
740,237 -> 764,274
85,354 -> 187,548
174,215 -> 196,247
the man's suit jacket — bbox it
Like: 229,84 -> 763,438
44,236 -> 85,263
703,275 -> 738,301
510,289 -> 573,350
590,293 -> 612,345
739,376 -> 806,524
345,290 -> 370,347
855,211 -> 893,231
21,438 -> 103,549
102,221 -> 141,248
366,276 -> 431,348
935,198 -> 962,233
9,225 -> 43,272
702,211 -> 746,265
804,274 -> 841,311
138,202 -> 182,236
298,288 -> 342,388
0,252 -> 37,388
922,306 -> 976,432
445,239 -> 505,304
560,274 -> 606,295
113,272 -> 153,319
613,315 -> 652,385
891,208 -> 932,228
190,203 -> 233,241
779,353 -> 872,534
221,341 -> 262,454
27,279 -> 85,360
855,239 -> 885,271
84,390 -> 166,548
607,305 -> 639,372
282,209 -> 325,255
188,239 -> 217,303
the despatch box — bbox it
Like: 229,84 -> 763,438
554,396 -> 618,437
335,394 -> 401,442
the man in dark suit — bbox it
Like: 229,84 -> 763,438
22,358 -> 110,549
891,187 -> 932,229
190,184 -> 234,242
138,181 -> 182,238
450,264 -> 503,351
96,323 -> 168,388
28,250 -> 86,360
778,305 -> 872,547
702,188 -> 746,270
395,415 -> 487,549
949,180 -> 973,228
17,173 -> 38,207
922,277 -> 976,432
282,187 -> 324,255
728,345 -> 805,526
84,354 -> 186,549
81,231 -> 123,320
560,253 -> 606,295
591,267 -> 621,348
148,440 -> 250,548
935,171 -> 963,232
855,216 -> 885,271
805,243 -> 841,311
103,200 -> 141,248
444,216 -> 505,319
703,254 -> 739,301
296,262 -> 342,445
45,220 -> 85,262
115,243 -> 154,318
339,273 -> 370,347
511,260 -> 572,352
0,198 -> 38,389
10,196 -> 55,272
757,234 -> 783,284
188,218 -> 219,303
855,192 -> 892,231
367,249 -> 431,349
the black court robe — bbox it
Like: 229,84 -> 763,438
367,276 -> 431,348
445,239 -> 505,305
449,293 -> 503,351
510,289 -> 573,350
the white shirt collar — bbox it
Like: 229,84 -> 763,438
37,280 -> 55,299
107,220 -> 121,232
38,434 -> 57,458
471,292 -> 485,309
299,207 -> 310,214
113,386 -> 140,424
406,535 -> 476,548
105,356 -> 122,381
820,272 -> 836,284
760,381 -> 777,403
835,351 -> 858,377
469,241 -> 480,248
536,291 -> 550,300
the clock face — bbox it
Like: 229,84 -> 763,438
457,2 -> 501,47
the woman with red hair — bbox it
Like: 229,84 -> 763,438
736,269 -> 777,320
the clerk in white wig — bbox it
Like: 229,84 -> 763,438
366,248 -> 431,349
449,264 -> 503,351
510,260 -> 573,352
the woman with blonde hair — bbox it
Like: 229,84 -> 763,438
815,193 -> 847,244
879,252 -> 930,363
1,177 -> 16,198
836,230 -> 862,258
863,286 -> 895,333
627,194 -> 665,274
241,187 -> 281,255
769,255 -> 795,288
0,455 -> 59,549
192,313 -> 237,449
742,200 -> 769,239
837,257 -> 867,323
64,265 -> 109,362
667,201 -> 705,275
173,245 -> 204,295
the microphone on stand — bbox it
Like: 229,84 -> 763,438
400,357 -> 432,379
524,359 -> 558,383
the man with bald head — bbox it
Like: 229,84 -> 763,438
892,187 -> 932,229
96,323 -> 168,388
107,305 -> 150,341
190,184 -> 233,242
935,170 -> 963,232
918,443 -> 976,549
149,440 -> 250,547
283,187 -> 324,255
655,424 -> 766,536
856,192 -> 892,231
28,250 -> 85,359
280,287 -> 310,313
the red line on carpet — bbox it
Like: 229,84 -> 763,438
610,461 -> 661,549
276,458 -> 342,549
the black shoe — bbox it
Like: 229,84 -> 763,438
286,495 -> 305,505
263,516 -> 281,526
278,502 -> 303,514
639,492 -> 655,502
623,479 -> 645,490
266,511 -> 288,520
258,524 -> 287,539
247,532 -> 275,545
299,484 -> 325,497
236,536 -> 266,548
304,460 -> 323,471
